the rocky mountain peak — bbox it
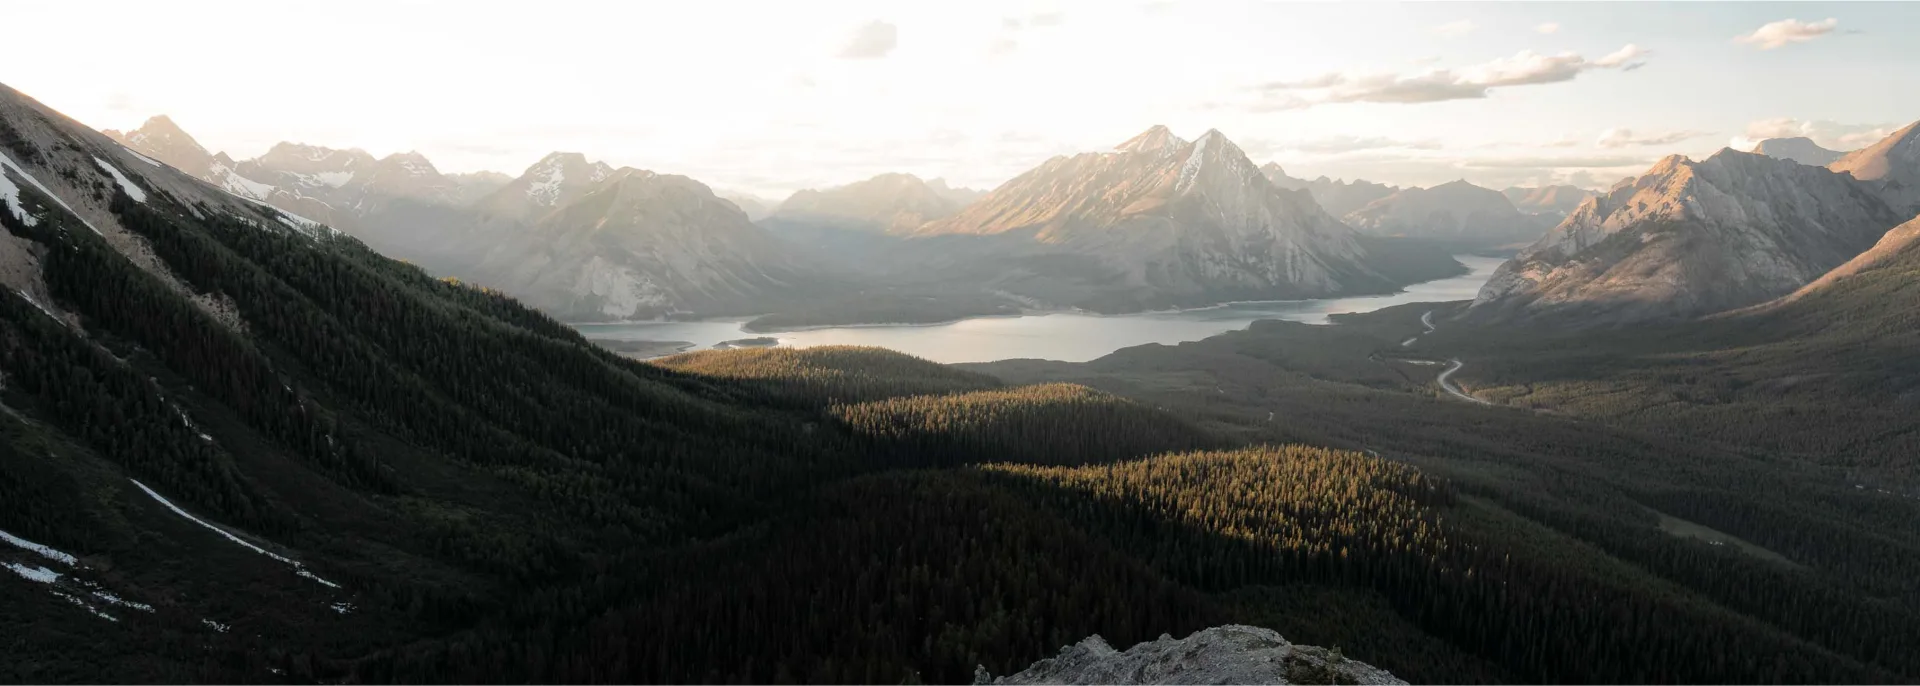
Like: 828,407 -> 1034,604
1751,136 -> 1844,166
910,125 -> 1401,310
1471,150 -> 1904,323
1114,124 -> 1188,154
517,152 -> 616,207
251,143 -> 377,179
1343,178 -> 1538,247
103,114 -> 217,177
379,151 -> 438,176
767,171 -> 972,235
107,115 -> 199,151
1504,184 -> 1597,217
1828,120 -> 1920,214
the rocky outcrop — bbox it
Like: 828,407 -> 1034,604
1344,180 -> 1545,247
1471,149 -> 1904,324
978,625 -> 1404,685
1751,137 -> 1844,166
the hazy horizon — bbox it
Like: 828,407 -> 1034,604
7,1 -> 1918,197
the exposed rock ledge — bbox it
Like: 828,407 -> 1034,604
978,625 -> 1405,685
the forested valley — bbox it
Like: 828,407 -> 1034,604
4,84 -> 1920,685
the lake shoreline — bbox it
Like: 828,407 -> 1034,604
576,254 -> 1507,364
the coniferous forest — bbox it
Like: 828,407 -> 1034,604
3,83 -> 1920,685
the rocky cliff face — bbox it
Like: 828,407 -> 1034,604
1828,121 -> 1920,216
1344,180 -> 1545,247
910,126 -> 1391,311
979,625 -> 1404,685
1752,137 -> 1845,166
1471,149 -> 1904,324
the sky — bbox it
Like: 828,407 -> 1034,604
5,1 -> 1918,198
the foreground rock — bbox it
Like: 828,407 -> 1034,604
979,625 -> 1404,685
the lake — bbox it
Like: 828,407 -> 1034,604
574,254 -> 1507,364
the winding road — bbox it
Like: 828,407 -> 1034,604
1409,310 -> 1490,406
1435,359 -> 1491,405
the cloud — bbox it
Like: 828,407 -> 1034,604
1593,44 -> 1648,69
992,11 -> 1065,56
1243,135 -> 1442,157
837,20 -> 898,59
1027,12 -> 1065,27
1594,128 -> 1706,148
1735,18 -> 1839,50
1431,20 -> 1475,38
1246,44 -> 1650,109
103,92 -> 138,112
1733,117 -> 1896,150
1436,20 -> 1474,37
1535,22 -> 1561,34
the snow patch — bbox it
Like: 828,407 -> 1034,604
313,171 -> 354,188
14,290 -> 60,321
527,165 -> 565,205
129,479 -> 340,589
1,527 -> 79,566
1175,134 -> 1211,192
90,589 -> 155,612
202,618 -> 231,633
219,168 -> 276,200
330,601 -> 354,614
52,590 -> 117,622
0,150 -> 99,234
0,161 -> 36,227
4,561 -> 62,583
93,157 -> 148,203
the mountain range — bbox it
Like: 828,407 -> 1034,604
106,116 -> 1473,319
896,125 -> 1452,312
111,112 -> 1920,331
1260,163 -> 1571,249
1502,184 -> 1597,217
12,77 -> 1920,686
1471,124 -> 1920,324
105,118 -> 833,320
1341,179 -> 1551,248
1260,163 -> 1400,217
